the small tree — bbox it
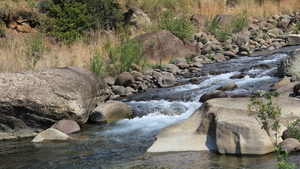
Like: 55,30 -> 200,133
248,91 -> 297,169
48,0 -> 92,44
83,0 -> 124,30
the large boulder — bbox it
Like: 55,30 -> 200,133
147,97 -> 300,155
134,30 -> 201,63
89,101 -> 132,123
0,67 -> 109,140
277,48 -> 300,80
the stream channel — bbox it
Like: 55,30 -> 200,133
1,46 -> 300,169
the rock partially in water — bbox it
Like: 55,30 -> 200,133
199,90 -> 228,102
31,128 -> 71,143
90,101 -> 132,123
148,97 -> 300,155
0,67 -> 109,140
279,138 -> 300,152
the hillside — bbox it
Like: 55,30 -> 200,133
0,0 -> 299,74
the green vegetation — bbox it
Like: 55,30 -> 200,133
23,33 -> 50,69
205,10 -> 250,43
295,20 -> 300,34
90,51 -> 106,78
83,0 -> 124,30
158,9 -> 195,40
275,146 -> 297,169
90,39 -> 147,77
248,91 -> 297,169
287,119 -> 300,140
48,0 -> 92,44
0,22 -> 5,37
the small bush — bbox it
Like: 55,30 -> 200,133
90,51 -> 106,78
248,91 -> 297,169
248,91 -> 281,145
158,9 -> 195,40
287,119 -> 300,140
83,0 -> 124,30
0,22 -> 5,37
23,33 -> 50,69
231,10 -> 250,33
204,10 -> 249,42
105,39 -> 147,75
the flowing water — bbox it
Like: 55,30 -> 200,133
1,46 -> 300,169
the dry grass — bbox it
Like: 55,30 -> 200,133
0,0 -> 299,73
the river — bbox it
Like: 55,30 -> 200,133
1,46 -> 300,169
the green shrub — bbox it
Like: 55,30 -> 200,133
248,91 -> 281,144
83,0 -> 124,30
248,91 -> 297,169
158,9 -> 195,40
105,39 -> 147,75
231,10 -> 250,33
204,10 -> 249,42
48,0 -> 92,44
23,33 -> 50,69
0,22 -> 5,37
287,119 -> 300,140
90,51 -> 107,78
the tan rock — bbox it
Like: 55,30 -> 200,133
90,101 -> 132,123
147,97 -> 300,155
271,77 -> 291,91
31,128 -> 70,143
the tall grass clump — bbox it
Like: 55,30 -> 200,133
23,33 -> 50,69
0,20 -> 6,37
90,39 -> 147,77
204,10 -> 250,43
158,9 -> 195,40
90,51 -> 106,78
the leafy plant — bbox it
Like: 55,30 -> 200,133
248,91 -> 297,169
287,119 -> 300,140
158,9 -> 195,40
248,91 -> 281,145
275,146 -> 297,169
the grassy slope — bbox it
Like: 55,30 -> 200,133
0,0 -> 299,73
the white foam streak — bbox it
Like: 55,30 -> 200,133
101,101 -> 201,137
